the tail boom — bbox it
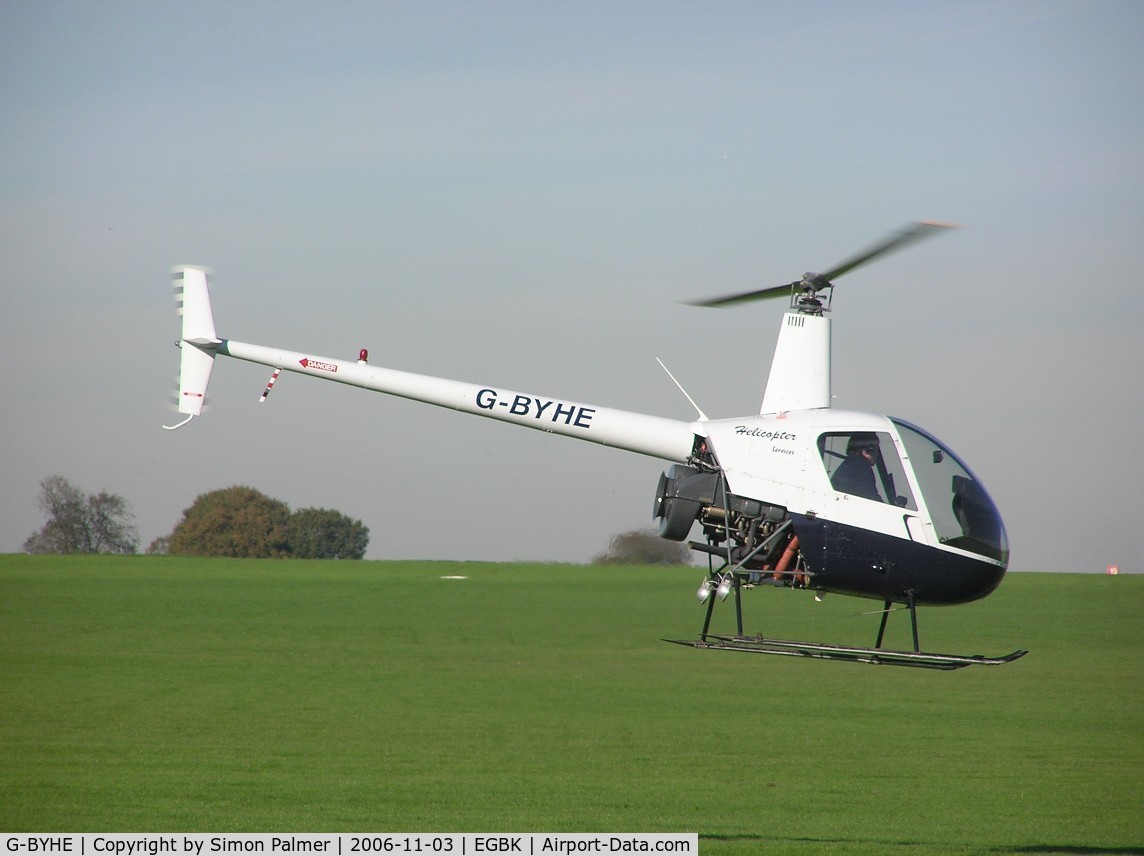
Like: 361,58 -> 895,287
218,339 -> 697,462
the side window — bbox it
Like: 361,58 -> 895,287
818,432 -> 917,509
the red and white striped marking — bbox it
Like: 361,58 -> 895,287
259,368 -> 281,403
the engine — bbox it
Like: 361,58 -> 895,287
652,463 -> 796,573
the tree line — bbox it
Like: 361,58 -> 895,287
23,476 -> 370,559
24,476 -> 691,565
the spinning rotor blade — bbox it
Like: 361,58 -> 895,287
688,221 -> 956,309
815,220 -> 955,283
687,282 -> 794,308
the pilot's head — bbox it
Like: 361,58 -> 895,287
847,434 -> 879,459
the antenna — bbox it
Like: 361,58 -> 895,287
656,358 -> 708,422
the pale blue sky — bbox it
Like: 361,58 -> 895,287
2,1 -> 1141,572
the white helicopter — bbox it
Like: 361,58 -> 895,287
165,222 -> 1025,669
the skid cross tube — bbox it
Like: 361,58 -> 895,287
873,591 -> 921,652
700,575 -> 719,638
908,589 -> 920,652
875,599 -> 892,649
698,568 -> 745,639
734,576 -> 744,636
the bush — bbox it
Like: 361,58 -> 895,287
592,528 -> 691,565
164,487 -> 371,559
287,507 -> 369,559
168,486 -> 291,558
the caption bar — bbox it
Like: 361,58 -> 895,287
3,835 -> 697,856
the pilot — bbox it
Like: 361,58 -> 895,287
832,434 -> 882,501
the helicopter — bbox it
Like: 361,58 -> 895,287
165,222 -> 1026,670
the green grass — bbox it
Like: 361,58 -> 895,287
1,556 -> 1141,855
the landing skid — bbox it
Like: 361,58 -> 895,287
666,634 -> 1028,670
688,562 -> 1026,669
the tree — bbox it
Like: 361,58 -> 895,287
145,535 -> 170,555
167,486 -> 291,558
592,528 -> 691,566
23,475 -> 138,554
287,507 -> 370,559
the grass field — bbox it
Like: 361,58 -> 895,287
1,555 -> 1140,854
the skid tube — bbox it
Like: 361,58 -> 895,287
665,634 -> 1028,670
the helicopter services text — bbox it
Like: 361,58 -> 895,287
734,426 -> 798,441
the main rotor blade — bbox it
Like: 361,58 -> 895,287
816,220 -> 955,283
686,282 -> 795,308
686,220 -> 956,309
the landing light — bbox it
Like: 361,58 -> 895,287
697,581 -> 713,603
716,575 -> 733,601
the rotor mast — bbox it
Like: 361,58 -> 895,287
759,306 -> 831,414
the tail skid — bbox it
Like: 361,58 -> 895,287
162,413 -> 194,431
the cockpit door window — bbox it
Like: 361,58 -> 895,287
818,432 -> 917,510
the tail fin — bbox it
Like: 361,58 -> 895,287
165,266 -> 221,429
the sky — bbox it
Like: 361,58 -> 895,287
2,0 -> 1141,572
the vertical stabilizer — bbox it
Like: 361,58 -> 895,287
167,266 -> 221,425
173,266 -> 218,343
759,311 -> 831,414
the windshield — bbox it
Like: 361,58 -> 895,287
892,419 -> 1009,564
